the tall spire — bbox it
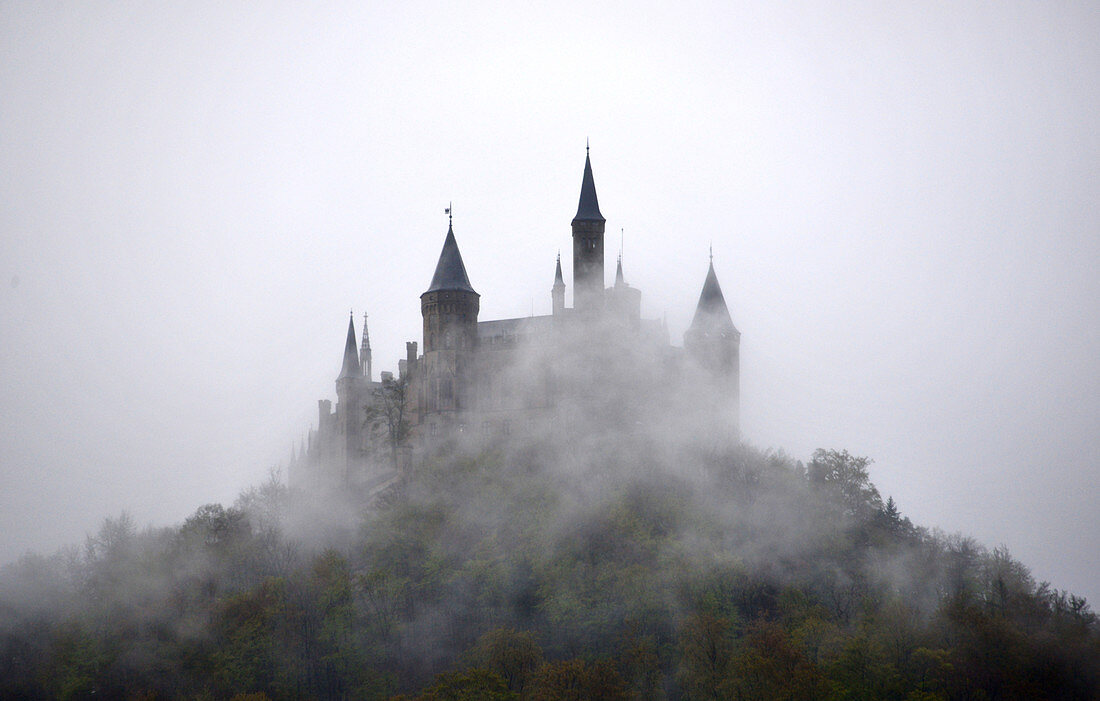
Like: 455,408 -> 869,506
426,220 -> 477,293
554,252 -> 564,286
572,147 -> 605,223
338,312 -> 362,379
615,254 -> 625,286
360,312 -> 372,382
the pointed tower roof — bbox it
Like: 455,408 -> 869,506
690,260 -> 738,335
615,255 -> 625,286
572,149 -> 605,224
426,223 -> 477,294
553,253 -> 565,287
361,312 -> 371,352
338,313 -> 362,379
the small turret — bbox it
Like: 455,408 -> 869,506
360,312 -> 373,382
335,312 -> 366,482
607,252 -> 641,326
552,253 -> 566,316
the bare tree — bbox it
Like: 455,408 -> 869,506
365,374 -> 408,471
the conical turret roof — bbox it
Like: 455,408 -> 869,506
690,261 -> 738,335
426,223 -> 477,294
338,314 -> 362,379
553,254 -> 565,287
572,151 -> 605,223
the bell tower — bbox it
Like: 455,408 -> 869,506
572,146 -> 605,314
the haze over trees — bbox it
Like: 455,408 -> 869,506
2,441 -> 1096,699
1,321 -> 1097,699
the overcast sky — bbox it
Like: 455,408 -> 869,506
2,2 -> 1097,603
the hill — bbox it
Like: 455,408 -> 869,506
1,431 -> 1097,699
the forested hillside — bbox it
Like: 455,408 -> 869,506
2,435 -> 1097,699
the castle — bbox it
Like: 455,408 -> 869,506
291,150 -> 740,490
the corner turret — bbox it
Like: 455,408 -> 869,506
607,253 -> 641,327
334,312 -> 367,482
360,312 -> 373,382
552,253 -> 566,316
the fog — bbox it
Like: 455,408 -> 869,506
2,0 -> 1098,614
2,306 -> 1092,696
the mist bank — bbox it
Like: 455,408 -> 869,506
1,431 -> 1097,699
3,314 -> 1099,698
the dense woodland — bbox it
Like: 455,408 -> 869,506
1,431 -> 1097,700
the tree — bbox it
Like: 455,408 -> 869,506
677,613 -> 735,701
525,658 -> 629,701
465,627 -> 543,693
727,620 -> 828,700
807,449 -> 882,520
399,668 -> 515,701
366,374 -> 409,471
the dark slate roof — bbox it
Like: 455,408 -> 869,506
689,261 -> 739,335
553,254 -> 565,286
572,152 -> 605,223
426,223 -> 477,294
338,314 -> 362,379
477,315 -> 555,345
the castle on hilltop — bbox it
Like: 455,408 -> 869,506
291,150 -> 740,490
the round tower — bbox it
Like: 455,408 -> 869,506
421,221 -> 479,353
420,221 -> 479,416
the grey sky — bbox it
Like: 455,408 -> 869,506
2,2 -> 1098,603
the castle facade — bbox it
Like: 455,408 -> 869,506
292,150 -> 740,490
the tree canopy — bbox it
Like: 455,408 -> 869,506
1,443 -> 1096,699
